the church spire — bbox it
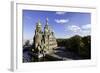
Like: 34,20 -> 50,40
37,19 -> 41,26
46,17 -> 49,25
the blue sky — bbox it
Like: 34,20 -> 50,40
23,10 -> 91,40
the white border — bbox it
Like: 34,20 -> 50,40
11,1 -> 97,71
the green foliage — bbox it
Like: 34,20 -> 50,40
81,36 -> 91,59
56,35 -> 91,59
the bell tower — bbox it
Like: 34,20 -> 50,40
34,19 -> 42,49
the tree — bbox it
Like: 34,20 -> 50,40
81,36 -> 91,59
24,40 -> 30,46
68,35 -> 82,54
56,35 -> 91,59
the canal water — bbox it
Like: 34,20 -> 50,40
23,47 -> 82,63
23,51 -> 62,63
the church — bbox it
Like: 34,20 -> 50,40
33,18 -> 57,56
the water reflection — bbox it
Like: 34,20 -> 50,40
23,50 -> 62,63
23,46 -> 82,63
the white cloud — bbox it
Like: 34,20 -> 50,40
55,19 -> 69,24
82,24 -> 91,30
66,24 -> 91,36
81,29 -> 91,36
56,11 -> 66,15
68,25 -> 81,33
